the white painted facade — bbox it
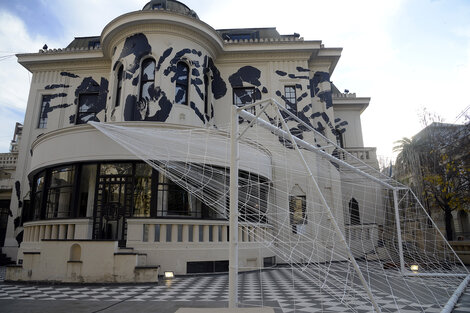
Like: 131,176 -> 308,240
5,0 -> 380,282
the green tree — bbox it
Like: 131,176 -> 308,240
394,122 -> 470,241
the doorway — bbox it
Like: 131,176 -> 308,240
93,164 -> 133,247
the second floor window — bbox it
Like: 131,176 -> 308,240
233,87 -> 255,114
77,93 -> 99,124
140,58 -> 155,101
284,86 -> 297,113
115,65 -> 123,107
175,62 -> 189,105
38,95 -> 51,129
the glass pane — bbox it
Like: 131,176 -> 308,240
175,85 -> 187,104
133,176 -> 152,217
38,96 -> 51,128
36,173 -> 45,191
78,164 -> 96,217
100,163 -> 132,175
141,81 -> 154,100
50,166 -> 74,188
142,59 -> 155,81
233,88 -> 254,106
136,163 -> 152,177
78,94 -> 99,113
46,186 -> 73,218
175,62 -> 188,105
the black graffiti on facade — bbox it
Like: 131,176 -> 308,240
70,77 -> 109,124
45,84 -> 70,90
60,72 -> 79,78
119,33 -> 152,83
311,71 -> 333,109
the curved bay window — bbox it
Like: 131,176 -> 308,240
140,58 -> 155,101
175,62 -> 189,105
28,162 -> 270,227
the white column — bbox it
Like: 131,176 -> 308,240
229,105 -> 239,308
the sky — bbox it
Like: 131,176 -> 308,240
0,0 -> 469,165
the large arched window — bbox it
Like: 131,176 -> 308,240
175,62 -> 189,105
140,58 -> 155,101
115,64 -> 123,107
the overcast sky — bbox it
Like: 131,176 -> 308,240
0,0 -> 469,163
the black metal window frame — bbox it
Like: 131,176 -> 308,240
233,87 -> 256,114
115,64 -> 124,108
175,61 -> 189,105
284,85 -> 297,113
27,161 -> 271,224
140,58 -> 156,102
76,93 -> 100,124
38,95 -> 51,129
30,164 -> 81,221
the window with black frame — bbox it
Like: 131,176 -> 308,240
38,95 -> 51,129
32,172 -> 45,220
77,93 -> 99,124
140,58 -> 155,101
175,62 -> 189,105
233,87 -> 256,114
238,171 -> 269,223
45,166 -> 75,219
284,86 -> 297,113
115,64 -> 123,108
133,163 -> 152,217
156,172 -> 196,217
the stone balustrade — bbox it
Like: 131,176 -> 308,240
0,153 -> 17,168
127,219 -> 272,245
23,219 -> 93,242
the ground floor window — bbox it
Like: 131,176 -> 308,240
28,161 -> 270,225
289,195 -> 307,234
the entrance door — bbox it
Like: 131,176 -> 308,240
0,200 -> 10,247
93,174 -> 133,247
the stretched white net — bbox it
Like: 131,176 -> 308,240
90,100 -> 468,312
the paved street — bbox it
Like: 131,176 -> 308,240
0,266 -> 469,313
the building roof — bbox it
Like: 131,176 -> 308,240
65,36 -> 101,50
142,0 -> 198,19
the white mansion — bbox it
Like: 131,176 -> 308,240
4,0 -> 381,283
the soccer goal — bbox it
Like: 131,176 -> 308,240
90,98 -> 469,313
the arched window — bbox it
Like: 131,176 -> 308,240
175,62 -> 189,105
115,64 -> 123,107
140,58 -> 156,101
349,198 -> 360,225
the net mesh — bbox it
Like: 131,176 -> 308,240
90,100 -> 468,312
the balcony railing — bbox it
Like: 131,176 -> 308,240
336,147 -> 379,169
0,153 -> 18,168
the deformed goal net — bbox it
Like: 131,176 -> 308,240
90,99 -> 468,313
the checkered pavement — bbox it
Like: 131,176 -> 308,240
0,265 -> 468,312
